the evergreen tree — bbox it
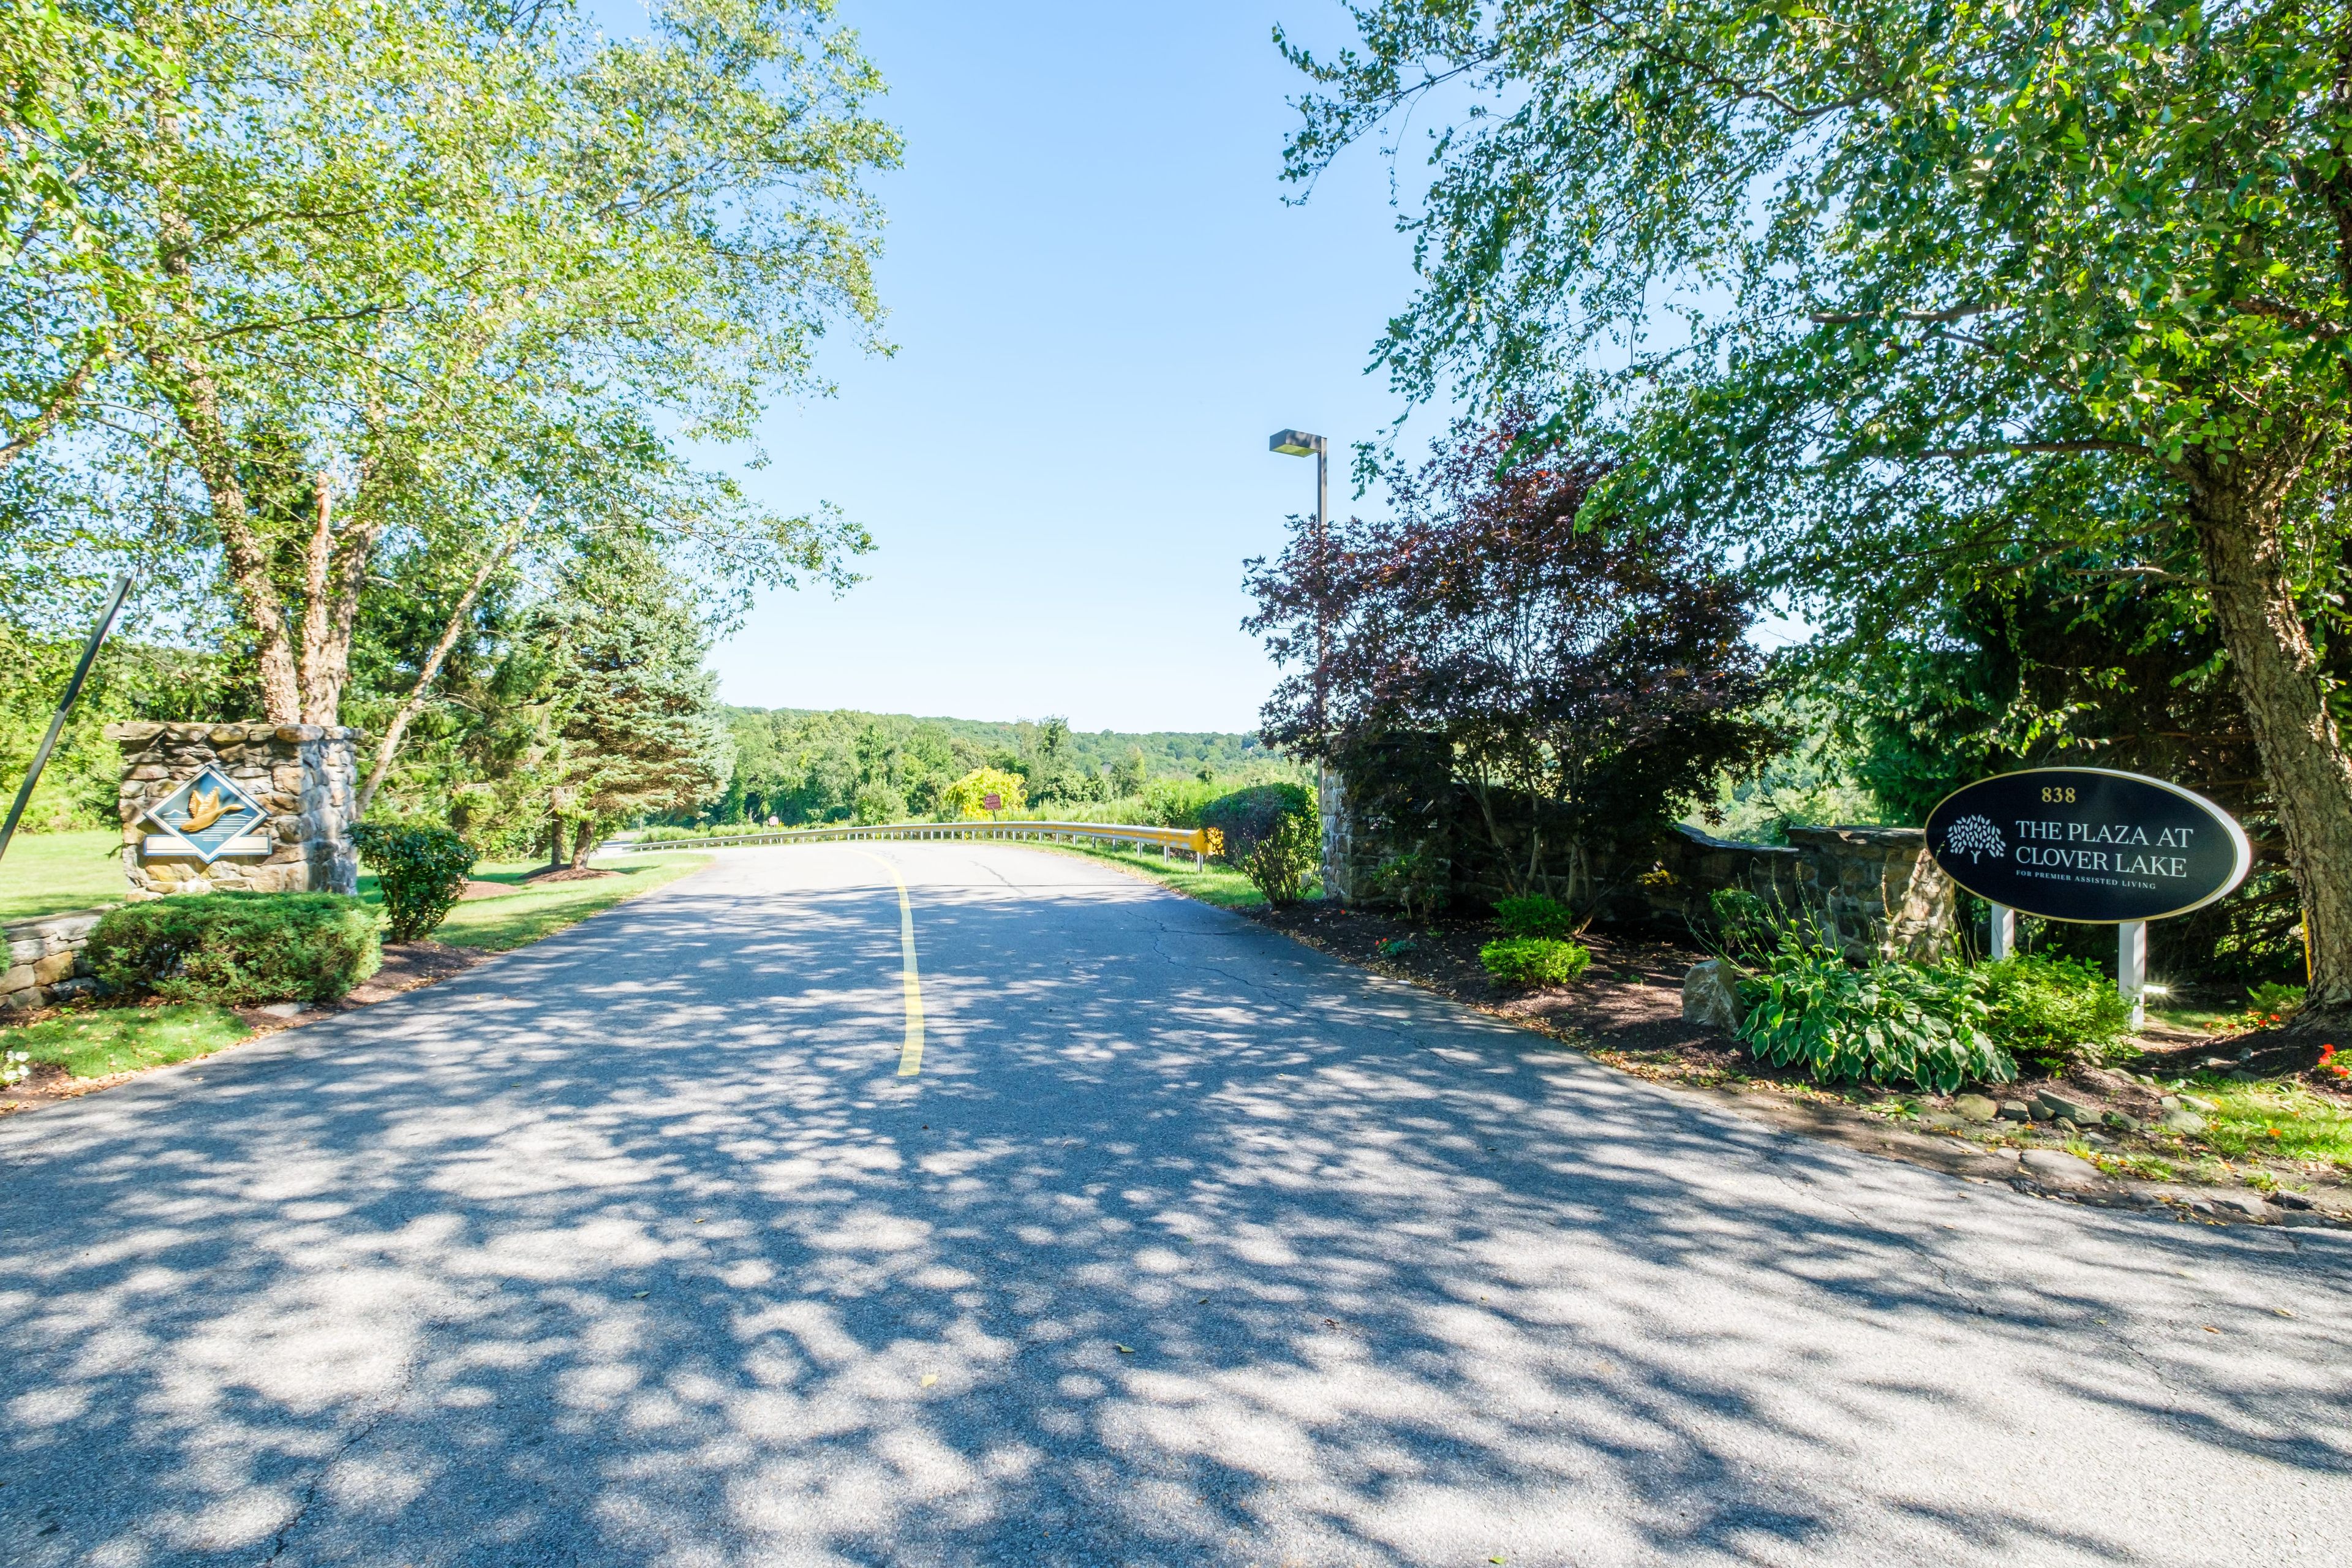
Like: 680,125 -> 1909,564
533,557 -> 731,866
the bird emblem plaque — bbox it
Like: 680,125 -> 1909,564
139,766 -> 273,863
1924,767 -> 2250,924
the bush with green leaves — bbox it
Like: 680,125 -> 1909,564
1494,893 -> 1575,940
1241,807 -> 1320,905
1735,925 -> 2013,1095
1978,953 -> 2136,1068
1480,936 -> 1591,987
88,893 -> 382,1005
352,823 -> 478,942
1708,887 -> 1780,960
1199,782 -> 1312,859
1365,848 -> 1451,921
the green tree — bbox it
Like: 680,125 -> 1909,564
1283,0 -> 2352,1034
1109,746 -> 1148,798
940,767 -> 1026,820
6,0 -> 894,726
532,557 -> 733,867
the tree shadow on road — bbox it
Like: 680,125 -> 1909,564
2,850 -> 2348,1567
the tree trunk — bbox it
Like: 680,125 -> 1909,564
2183,454 -> 2352,1038
297,475 -> 336,722
129,199 -> 303,722
353,501 -> 537,816
570,823 -> 595,870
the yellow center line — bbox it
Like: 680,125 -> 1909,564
848,849 -> 924,1076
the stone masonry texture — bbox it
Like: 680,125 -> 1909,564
1326,775 -> 1956,962
104,722 -> 363,901
1,910 -> 105,1012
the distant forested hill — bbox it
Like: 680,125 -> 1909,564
709,706 -> 1298,826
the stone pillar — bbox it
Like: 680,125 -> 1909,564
1317,764 -> 1353,904
105,722 -> 363,899
1781,825 -> 1958,963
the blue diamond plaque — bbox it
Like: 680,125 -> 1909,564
140,767 -> 272,863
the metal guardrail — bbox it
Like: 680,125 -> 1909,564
607,819 -> 1216,865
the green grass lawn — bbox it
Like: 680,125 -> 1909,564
2176,1076 -> 2352,1174
1022,839 -> 1291,911
367,852 -> 711,952
2,1001 -> 249,1082
0,829 -> 126,925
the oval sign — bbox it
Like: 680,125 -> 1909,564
1924,767 -> 2250,924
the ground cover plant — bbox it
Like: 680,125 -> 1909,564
1980,954 -> 2137,1071
1479,936 -> 1591,988
0,1003 -> 249,1082
2172,1077 -> 2352,1175
1736,925 -> 2012,1096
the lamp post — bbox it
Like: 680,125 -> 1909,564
1267,429 -> 1328,731
1268,429 -> 1335,897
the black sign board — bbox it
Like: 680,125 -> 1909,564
1924,767 -> 2250,924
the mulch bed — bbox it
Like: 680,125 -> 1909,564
1253,902 -> 1711,1050
519,865 -> 619,885
1248,902 -> 2352,1224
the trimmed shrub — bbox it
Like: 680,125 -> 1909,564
1735,925 -> 2012,1095
1199,782 -> 1311,860
1480,936 -> 1591,987
1494,893 -> 1575,940
88,893 -> 382,1005
1979,953 -> 2136,1067
1241,807 -> 1320,906
352,822 -> 477,942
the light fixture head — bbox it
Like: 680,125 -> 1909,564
1268,429 -> 1323,457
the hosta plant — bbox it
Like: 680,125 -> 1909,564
1737,926 -> 2013,1096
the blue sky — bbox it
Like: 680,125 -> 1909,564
676,2 -> 1448,733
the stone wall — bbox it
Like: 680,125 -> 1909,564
2,910 -> 104,1012
106,722 -> 362,899
1626,823 -> 1957,963
1327,774 -> 1956,961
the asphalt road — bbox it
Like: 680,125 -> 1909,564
3,845 -> 2348,1567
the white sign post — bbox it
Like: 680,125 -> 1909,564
2118,920 -> 2148,1030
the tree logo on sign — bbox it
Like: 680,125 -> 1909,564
1943,814 -> 2005,863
